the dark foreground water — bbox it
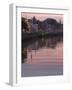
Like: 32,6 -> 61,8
21,35 -> 63,77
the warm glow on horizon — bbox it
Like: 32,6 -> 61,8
21,12 -> 63,23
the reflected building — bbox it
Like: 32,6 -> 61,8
22,35 -> 63,64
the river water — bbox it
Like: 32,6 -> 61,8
21,35 -> 63,77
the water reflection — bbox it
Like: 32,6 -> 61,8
22,35 -> 63,63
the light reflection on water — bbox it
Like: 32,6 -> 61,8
21,35 -> 63,77
22,35 -> 63,63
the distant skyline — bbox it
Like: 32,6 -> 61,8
21,12 -> 63,23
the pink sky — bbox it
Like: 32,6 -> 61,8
21,12 -> 63,22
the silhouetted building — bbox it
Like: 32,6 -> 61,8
21,17 -> 63,33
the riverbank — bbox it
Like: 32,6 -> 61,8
22,31 -> 63,41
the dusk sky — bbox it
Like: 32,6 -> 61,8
21,12 -> 63,23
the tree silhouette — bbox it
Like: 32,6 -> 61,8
21,17 -> 29,32
32,16 -> 37,24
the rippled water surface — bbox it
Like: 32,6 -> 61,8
21,35 -> 63,77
